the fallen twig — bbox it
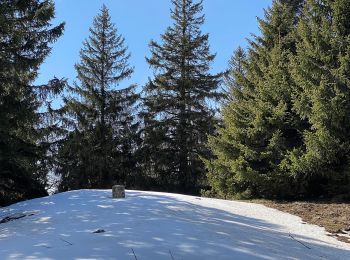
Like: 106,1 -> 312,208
0,212 -> 35,224
60,237 -> 73,246
289,233 -> 311,249
131,248 -> 138,260
41,245 -> 52,249
0,214 -> 26,224
93,229 -> 105,233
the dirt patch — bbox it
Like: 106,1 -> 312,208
252,200 -> 350,244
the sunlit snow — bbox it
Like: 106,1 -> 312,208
0,190 -> 349,259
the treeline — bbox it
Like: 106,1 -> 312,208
56,0 -> 221,195
1,0 -> 350,206
0,0 -> 220,205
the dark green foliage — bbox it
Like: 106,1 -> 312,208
286,0 -> 350,197
140,0 -> 222,194
205,0 -> 306,199
0,0 -> 65,205
57,5 -> 140,191
206,0 -> 350,200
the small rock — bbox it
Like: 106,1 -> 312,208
112,185 -> 125,198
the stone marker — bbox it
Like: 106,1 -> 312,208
112,185 -> 125,198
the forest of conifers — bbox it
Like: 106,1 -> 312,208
1,0 -> 350,206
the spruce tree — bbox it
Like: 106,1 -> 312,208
205,0 -> 304,199
0,0 -> 64,205
288,0 -> 350,197
57,5 -> 139,190
141,0 -> 221,193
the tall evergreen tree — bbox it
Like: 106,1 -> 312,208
287,0 -> 350,197
205,0 -> 305,199
0,0 -> 65,205
141,0 -> 222,193
57,5 -> 139,191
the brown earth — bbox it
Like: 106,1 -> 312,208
252,200 -> 350,244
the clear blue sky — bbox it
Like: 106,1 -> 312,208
37,0 -> 272,98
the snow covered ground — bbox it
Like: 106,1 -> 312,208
0,190 -> 349,260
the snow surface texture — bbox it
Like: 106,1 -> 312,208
0,190 -> 349,260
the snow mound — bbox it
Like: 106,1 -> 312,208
0,190 -> 349,260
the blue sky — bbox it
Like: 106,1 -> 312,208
37,0 -> 272,95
